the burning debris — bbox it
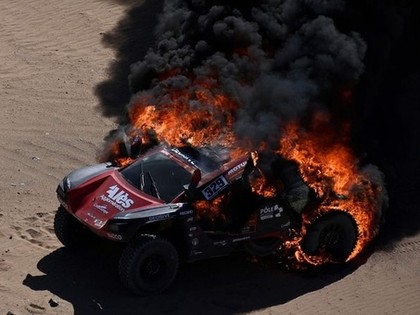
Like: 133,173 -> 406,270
97,0 -> 388,266
278,113 -> 387,264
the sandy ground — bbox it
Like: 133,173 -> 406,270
0,1 -> 419,314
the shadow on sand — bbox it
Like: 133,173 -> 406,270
23,242 -> 363,315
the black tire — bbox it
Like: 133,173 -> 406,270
53,206 -> 90,248
119,235 -> 179,295
300,211 -> 358,263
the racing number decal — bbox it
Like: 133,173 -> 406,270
202,176 -> 228,200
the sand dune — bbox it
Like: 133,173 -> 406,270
0,1 -> 418,314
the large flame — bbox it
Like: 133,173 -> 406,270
278,113 -> 383,265
129,75 -> 237,148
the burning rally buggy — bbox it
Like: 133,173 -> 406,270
55,143 -> 363,295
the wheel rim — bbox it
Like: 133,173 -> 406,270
301,211 -> 358,262
319,223 -> 341,249
140,254 -> 165,281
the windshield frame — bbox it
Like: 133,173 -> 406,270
119,147 -> 194,202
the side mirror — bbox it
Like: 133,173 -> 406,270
183,168 -> 202,200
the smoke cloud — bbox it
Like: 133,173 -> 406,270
120,0 -> 367,150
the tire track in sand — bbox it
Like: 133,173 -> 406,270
0,0 -> 122,216
10,212 -> 60,251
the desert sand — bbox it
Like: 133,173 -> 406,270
0,1 -> 419,314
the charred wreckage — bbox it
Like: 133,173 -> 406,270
54,138 -> 363,295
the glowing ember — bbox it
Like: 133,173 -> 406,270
194,198 -> 223,217
193,197 -> 226,224
249,173 -> 277,198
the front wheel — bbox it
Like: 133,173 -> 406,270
300,211 -> 358,263
119,235 -> 179,295
54,206 -> 90,248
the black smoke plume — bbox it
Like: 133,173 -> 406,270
125,0 -> 366,148
95,0 -> 164,122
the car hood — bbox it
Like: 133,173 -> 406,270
70,170 -> 163,229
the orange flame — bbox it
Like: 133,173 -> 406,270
128,76 -> 237,148
250,176 -> 277,198
247,152 -> 277,198
278,113 -> 383,264
194,196 -> 226,222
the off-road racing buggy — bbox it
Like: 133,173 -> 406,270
54,144 -> 358,295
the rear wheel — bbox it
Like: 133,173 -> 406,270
119,235 -> 179,295
300,211 -> 358,262
54,206 -> 90,247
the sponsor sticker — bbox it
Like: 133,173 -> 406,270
99,185 -> 134,212
170,148 -> 198,167
106,185 -> 134,208
227,161 -> 247,176
259,204 -> 283,220
107,233 -> 123,241
94,219 -> 104,227
93,203 -> 108,214
148,213 -> 170,222
180,209 -> 193,216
